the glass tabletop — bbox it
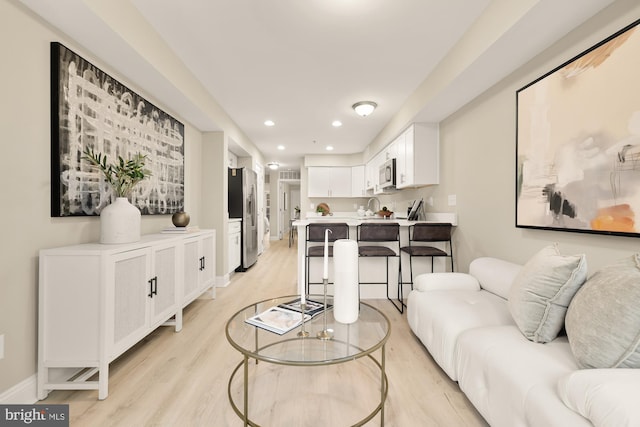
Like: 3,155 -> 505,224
225,295 -> 391,365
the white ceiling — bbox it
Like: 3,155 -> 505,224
19,0 -> 616,170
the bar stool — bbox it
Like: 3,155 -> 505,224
357,222 -> 403,313
400,223 -> 454,289
305,223 -> 349,293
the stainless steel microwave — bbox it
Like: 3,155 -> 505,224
379,158 -> 396,189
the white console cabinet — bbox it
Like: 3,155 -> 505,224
37,230 -> 216,400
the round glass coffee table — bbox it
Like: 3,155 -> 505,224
226,295 -> 390,426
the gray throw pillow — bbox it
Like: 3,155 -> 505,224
508,244 -> 587,343
565,254 -> 640,368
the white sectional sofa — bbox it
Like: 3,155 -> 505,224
407,256 -> 640,427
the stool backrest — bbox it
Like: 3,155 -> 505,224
307,223 -> 349,242
358,223 -> 400,242
410,223 -> 452,242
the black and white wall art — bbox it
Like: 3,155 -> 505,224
50,42 -> 185,217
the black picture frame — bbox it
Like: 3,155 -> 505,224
50,42 -> 185,217
516,19 -> 640,237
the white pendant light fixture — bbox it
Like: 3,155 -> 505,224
352,101 -> 377,117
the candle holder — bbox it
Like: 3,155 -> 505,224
297,303 -> 309,337
316,278 -> 333,340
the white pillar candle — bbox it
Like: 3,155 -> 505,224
333,239 -> 359,324
323,229 -> 330,279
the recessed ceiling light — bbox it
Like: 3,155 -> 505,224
326,146 -> 334,151
277,145 -> 285,150
332,120 -> 342,127
264,120 -> 275,127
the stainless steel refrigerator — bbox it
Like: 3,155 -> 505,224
228,167 -> 258,271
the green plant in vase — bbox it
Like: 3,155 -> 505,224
82,146 -> 152,198
82,146 -> 152,244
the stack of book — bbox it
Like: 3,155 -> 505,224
161,225 -> 200,234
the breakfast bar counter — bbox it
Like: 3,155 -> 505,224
292,213 -> 457,299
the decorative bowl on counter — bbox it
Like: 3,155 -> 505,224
378,210 -> 393,217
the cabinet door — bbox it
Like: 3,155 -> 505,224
182,237 -> 200,304
110,248 -> 150,359
351,165 -> 365,197
365,159 -> 376,190
149,242 -> 178,328
227,231 -> 240,273
307,167 -> 332,197
395,128 -> 410,188
199,232 -> 215,288
330,167 -> 352,197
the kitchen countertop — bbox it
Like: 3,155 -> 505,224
293,212 -> 457,227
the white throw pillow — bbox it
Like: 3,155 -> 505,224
508,244 -> 587,343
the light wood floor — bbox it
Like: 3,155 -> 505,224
42,238 -> 488,426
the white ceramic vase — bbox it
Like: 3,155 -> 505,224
100,197 -> 141,244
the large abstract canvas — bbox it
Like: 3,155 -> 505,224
516,19 -> 640,237
51,42 -> 185,217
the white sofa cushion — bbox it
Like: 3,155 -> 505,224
469,257 -> 522,299
414,272 -> 480,292
508,244 -> 587,343
565,254 -> 640,368
558,369 -> 640,427
455,326 -> 589,427
407,284 -> 514,381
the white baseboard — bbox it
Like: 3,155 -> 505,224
216,273 -> 231,288
0,374 -> 38,404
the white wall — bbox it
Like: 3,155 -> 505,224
394,0 -> 640,272
0,1 -> 206,396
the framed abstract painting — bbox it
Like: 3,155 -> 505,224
516,18 -> 640,237
50,42 -> 185,217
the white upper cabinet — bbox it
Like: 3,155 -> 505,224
396,123 -> 439,189
307,167 -> 352,198
351,165 -> 365,197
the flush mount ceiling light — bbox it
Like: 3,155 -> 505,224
326,146 -> 334,151
264,120 -> 275,127
267,162 -> 279,170
332,120 -> 342,127
352,101 -> 377,117
277,145 -> 285,150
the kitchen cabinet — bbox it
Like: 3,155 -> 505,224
38,231 -> 216,400
365,158 -> 376,191
182,230 -> 216,306
227,220 -> 241,274
351,165 -> 366,197
395,123 -> 439,189
307,166 -> 352,198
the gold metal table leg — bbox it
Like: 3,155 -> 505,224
244,354 -> 249,426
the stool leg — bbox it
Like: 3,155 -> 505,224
409,255 -> 414,289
